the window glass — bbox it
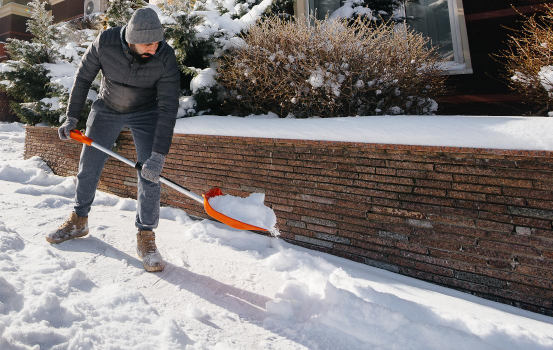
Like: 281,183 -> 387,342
406,0 -> 455,61
310,0 -> 342,20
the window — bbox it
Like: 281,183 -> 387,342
300,0 -> 473,75
309,0 -> 343,20
404,0 -> 472,74
405,0 -> 454,59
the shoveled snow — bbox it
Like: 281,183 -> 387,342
1,122 -> 553,349
174,115 -> 553,151
208,193 -> 278,232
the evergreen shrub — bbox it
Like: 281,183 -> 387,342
0,0 -> 100,127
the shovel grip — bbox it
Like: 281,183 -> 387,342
70,130 -> 93,146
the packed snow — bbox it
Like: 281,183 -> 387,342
208,193 -> 278,232
1,121 -> 553,349
175,114 -> 553,151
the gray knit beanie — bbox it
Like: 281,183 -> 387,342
125,8 -> 163,44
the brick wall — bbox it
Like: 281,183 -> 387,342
25,126 -> 553,316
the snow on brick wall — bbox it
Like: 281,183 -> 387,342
25,126 -> 553,316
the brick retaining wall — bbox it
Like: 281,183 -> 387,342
25,126 -> 553,315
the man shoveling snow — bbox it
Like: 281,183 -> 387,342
46,8 -> 180,273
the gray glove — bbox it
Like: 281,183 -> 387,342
141,152 -> 166,183
58,117 -> 78,140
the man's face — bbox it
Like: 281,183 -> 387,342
129,42 -> 159,63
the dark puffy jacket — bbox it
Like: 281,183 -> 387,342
66,26 -> 180,155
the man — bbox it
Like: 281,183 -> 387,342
46,8 -> 180,273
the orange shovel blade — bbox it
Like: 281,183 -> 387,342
202,188 -> 268,232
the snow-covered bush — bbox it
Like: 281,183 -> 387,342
43,20 -> 101,126
0,0 -> 58,125
500,5 -> 553,116
0,0 -> 100,126
158,0 -> 292,115
217,16 -> 445,118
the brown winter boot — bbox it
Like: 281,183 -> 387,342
137,230 -> 165,272
46,212 -> 89,244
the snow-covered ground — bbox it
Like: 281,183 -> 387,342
1,121 -> 553,350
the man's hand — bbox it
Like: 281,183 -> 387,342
58,117 -> 79,140
141,152 -> 166,183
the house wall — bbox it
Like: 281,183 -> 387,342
25,126 -> 553,316
0,12 -> 31,42
51,0 -> 86,22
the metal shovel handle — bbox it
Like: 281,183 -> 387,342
70,130 -> 203,204
69,130 -> 267,231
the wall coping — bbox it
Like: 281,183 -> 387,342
0,3 -> 31,18
28,125 -> 553,158
173,132 -> 553,158
173,115 -> 553,153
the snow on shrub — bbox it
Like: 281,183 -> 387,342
217,16 -> 445,118
158,0 -> 293,115
500,5 -> 553,116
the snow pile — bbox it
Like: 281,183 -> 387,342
174,115 -> 553,151
190,67 -> 217,94
208,192 -> 278,232
0,123 -> 25,161
0,156 -> 66,186
261,247 -> 553,350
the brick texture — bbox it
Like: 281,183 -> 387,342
25,126 -> 553,316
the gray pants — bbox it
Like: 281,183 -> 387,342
74,99 -> 161,231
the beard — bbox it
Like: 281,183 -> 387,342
129,46 -> 154,64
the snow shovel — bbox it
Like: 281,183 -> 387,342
69,130 -> 268,232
